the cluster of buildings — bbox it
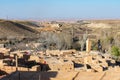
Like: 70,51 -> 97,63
0,39 -> 119,79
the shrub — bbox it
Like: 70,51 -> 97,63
111,46 -> 120,60
91,41 -> 98,51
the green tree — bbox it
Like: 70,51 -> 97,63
111,46 -> 120,60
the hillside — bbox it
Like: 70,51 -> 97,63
15,21 -> 40,27
0,19 -> 119,51
0,20 -> 38,39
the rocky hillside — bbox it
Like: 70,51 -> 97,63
0,19 -> 39,39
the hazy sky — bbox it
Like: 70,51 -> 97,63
0,0 -> 120,20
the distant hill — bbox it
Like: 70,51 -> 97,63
0,20 -> 39,39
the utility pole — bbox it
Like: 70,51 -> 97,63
71,27 -> 74,38
39,73 -> 41,80
15,54 -> 18,71
6,16 -> 8,20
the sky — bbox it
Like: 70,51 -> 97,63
0,0 -> 120,20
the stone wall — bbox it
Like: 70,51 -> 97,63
0,65 -> 41,73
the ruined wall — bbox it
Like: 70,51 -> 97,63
0,65 -> 41,73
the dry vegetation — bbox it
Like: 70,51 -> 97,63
0,19 -> 119,54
